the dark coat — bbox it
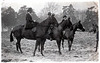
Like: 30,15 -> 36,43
25,13 -> 35,29
52,16 -> 58,27
60,19 -> 72,30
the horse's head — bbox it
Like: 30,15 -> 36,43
76,20 -> 85,31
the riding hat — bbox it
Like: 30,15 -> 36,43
48,12 -> 51,15
27,8 -> 33,12
52,13 -> 55,16
63,15 -> 67,18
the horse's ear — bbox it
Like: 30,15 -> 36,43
79,20 -> 81,23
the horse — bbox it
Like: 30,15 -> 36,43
36,17 -> 73,55
89,23 -> 98,52
32,16 -> 58,56
62,21 -> 85,51
10,22 -> 39,53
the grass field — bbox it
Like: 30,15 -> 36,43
1,31 -> 98,62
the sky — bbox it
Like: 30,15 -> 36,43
1,0 -> 98,15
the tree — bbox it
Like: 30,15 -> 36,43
17,5 -> 40,24
83,6 -> 98,31
74,10 -> 86,23
63,4 -> 77,23
46,2 -> 60,13
39,2 -> 60,20
1,6 -> 17,31
17,5 -> 27,25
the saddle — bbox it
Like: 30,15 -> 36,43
23,22 -> 36,32
24,26 -> 36,32
22,25 -> 36,37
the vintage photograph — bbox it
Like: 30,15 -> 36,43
1,0 -> 99,62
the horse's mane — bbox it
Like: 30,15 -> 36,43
59,19 -> 67,27
73,22 -> 77,27
70,22 -> 79,31
39,18 -> 50,26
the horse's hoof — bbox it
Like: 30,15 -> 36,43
21,52 -> 23,54
59,52 -> 62,55
16,49 -> 19,52
41,53 -> 45,56
33,53 -> 35,56
42,54 -> 44,56
69,49 -> 71,51
42,55 -> 45,57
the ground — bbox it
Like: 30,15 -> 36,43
1,31 -> 98,62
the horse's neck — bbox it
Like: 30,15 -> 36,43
72,24 -> 77,33
40,20 -> 49,26
59,20 -> 67,31
60,20 -> 67,27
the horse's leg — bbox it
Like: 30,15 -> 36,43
70,39 -> 73,51
68,40 -> 71,51
40,39 -> 45,56
62,38 -> 64,49
56,39 -> 62,55
37,39 -> 45,52
17,38 -> 23,53
33,38 -> 40,56
42,39 -> 46,51
38,44 -> 40,52
16,42 -> 19,52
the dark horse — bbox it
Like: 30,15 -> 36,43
33,16 -> 57,56
37,17 -> 73,55
62,21 -> 85,51
10,17 -> 53,54
89,23 -> 99,52
10,22 -> 39,53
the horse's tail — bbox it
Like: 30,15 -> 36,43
10,31 -> 14,42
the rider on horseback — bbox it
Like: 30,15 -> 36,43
51,13 -> 58,27
25,8 -> 35,30
62,15 -> 72,30
47,12 -> 52,19
48,12 -> 58,41
62,15 -> 67,23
